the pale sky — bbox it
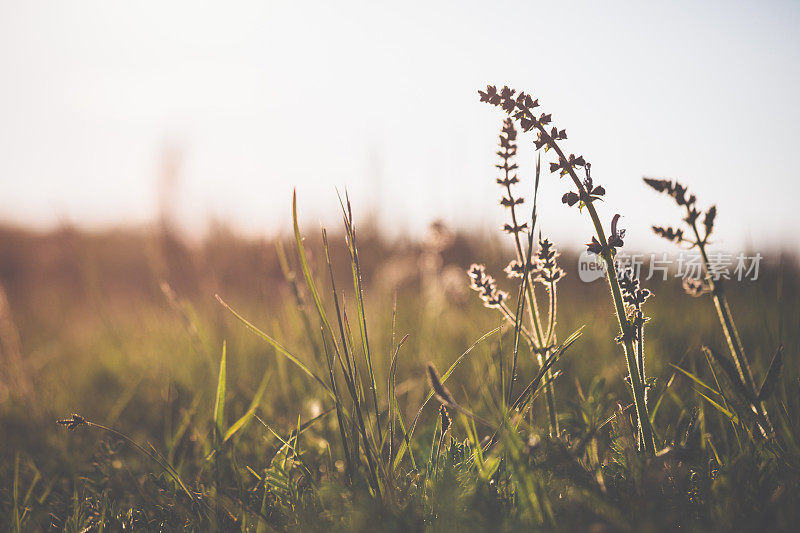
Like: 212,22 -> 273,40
1,0 -> 798,252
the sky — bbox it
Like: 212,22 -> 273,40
1,0 -> 798,253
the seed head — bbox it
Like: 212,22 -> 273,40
504,258 -> 535,279
610,214 -> 625,246
643,177 -> 696,208
427,362 -> 456,407
479,85 -> 571,157
703,205 -> 717,237
496,119 -> 520,185
535,238 -> 565,285
684,206 -> 701,225
586,236 -> 604,255
618,267 -> 652,310
500,196 -> 524,207
467,264 -> 508,308
439,405 -> 452,435
499,117 -> 517,147
57,413 -> 87,430
492,118 -> 531,239
682,278 -> 711,297
652,225 -> 684,243
643,177 -> 671,193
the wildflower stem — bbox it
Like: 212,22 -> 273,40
687,218 -> 756,394
498,126 -> 558,436
543,280 -> 559,436
636,317 -> 646,449
545,280 -> 557,347
498,302 -> 537,348
686,216 -> 773,434
636,319 -> 645,396
530,121 -> 656,455
523,280 -> 559,436
499,142 -> 547,350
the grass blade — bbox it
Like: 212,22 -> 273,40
670,363 -> 722,397
392,325 -> 502,470
213,341 -> 227,443
216,295 -> 334,399
696,390 -> 741,426
758,345 -> 784,402
223,370 -> 271,443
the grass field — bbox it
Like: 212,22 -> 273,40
1,87 -> 799,531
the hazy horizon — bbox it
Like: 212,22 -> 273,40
1,0 -> 798,253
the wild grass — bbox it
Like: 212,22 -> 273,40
0,86 -> 799,531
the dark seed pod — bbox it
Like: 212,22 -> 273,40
439,405 -> 452,435
682,278 -> 710,297
427,363 -> 455,407
643,177 -> 671,193
703,205 -> 717,237
57,413 -> 86,430
652,225 -> 684,243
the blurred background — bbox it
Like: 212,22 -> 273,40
1,0 -> 798,250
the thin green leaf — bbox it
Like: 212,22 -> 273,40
223,371 -> 271,443
670,364 -> 722,397
758,345 -> 784,402
213,342 -> 227,441
338,191 -> 382,446
696,389 -> 741,426
702,346 -> 756,406
216,295 -> 334,399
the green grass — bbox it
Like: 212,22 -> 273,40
0,212 -> 797,530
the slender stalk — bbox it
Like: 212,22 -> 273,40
636,317 -> 646,405
686,216 -> 772,433
499,140 -> 548,346
498,302 -> 537,347
528,117 -> 655,455
636,316 -> 645,449
543,355 -> 559,436
507,255 -> 530,406
594,215 -> 655,455
686,218 -> 755,393
321,230 -> 382,498
57,417 -> 198,504
543,277 -> 559,436
498,144 -> 558,436
342,201 -> 383,448
545,279 -> 557,346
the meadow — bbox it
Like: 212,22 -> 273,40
1,86 -> 799,531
